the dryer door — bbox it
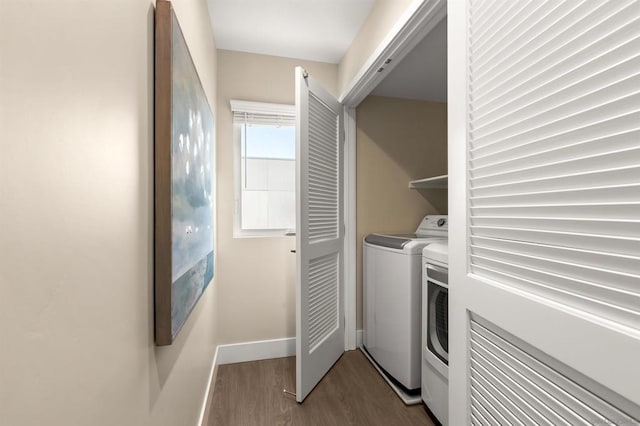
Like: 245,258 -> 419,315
427,264 -> 449,366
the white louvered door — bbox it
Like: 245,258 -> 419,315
449,1 -> 640,425
295,67 -> 344,402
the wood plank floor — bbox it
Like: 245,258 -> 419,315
208,349 -> 435,426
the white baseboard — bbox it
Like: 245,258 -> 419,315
198,345 -> 219,426
217,332 -> 364,367
216,337 -> 296,365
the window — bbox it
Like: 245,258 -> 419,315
231,100 -> 296,237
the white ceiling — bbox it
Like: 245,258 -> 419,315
207,0 -> 375,63
371,17 -> 447,102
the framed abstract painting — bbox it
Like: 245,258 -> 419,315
155,0 -> 215,346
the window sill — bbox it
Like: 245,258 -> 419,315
233,229 -> 296,239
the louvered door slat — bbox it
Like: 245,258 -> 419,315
471,93 -> 640,150
471,376 -> 525,425
470,393 -> 504,425
471,203 -> 640,220
472,2 -> 640,108
470,0 -> 508,31
471,353 -> 554,425
470,316 -> 638,425
472,111 -> 640,160
471,0 -> 537,59
470,342 -> 571,425
307,92 -> 338,243
470,329 -> 594,425
475,51 -> 640,133
470,399 -> 495,426
473,1 -> 582,77
471,217 -> 640,238
470,235 -> 639,275
473,75 -> 640,143
472,1 -> 628,94
471,226 -> 638,256
468,0 -> 640,330
472,167 -> 640,197
472,128 -> 640,172
471,185 -> 640,207
469,256 -> 640,326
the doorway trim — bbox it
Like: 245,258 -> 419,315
337,0 -> 447,350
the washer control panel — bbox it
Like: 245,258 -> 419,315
416,215 -> 448,235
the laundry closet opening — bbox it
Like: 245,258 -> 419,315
353,14 -> 449,422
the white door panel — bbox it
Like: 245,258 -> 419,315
295,67 -> 344,403
449,1 -> 640,424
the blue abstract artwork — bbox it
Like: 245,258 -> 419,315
154,0 -> 214,345
169,13 -> 214,339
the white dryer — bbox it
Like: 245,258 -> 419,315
422,240 -> 449,425
363,215 -> 447,396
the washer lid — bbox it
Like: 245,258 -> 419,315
423,240 -> 449,264
364,233 -> 417,249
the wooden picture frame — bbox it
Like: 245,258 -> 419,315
155,0 -> 215,346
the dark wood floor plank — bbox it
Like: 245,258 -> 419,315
208,349 -> 434,426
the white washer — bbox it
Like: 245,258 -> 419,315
363,215 -> 447,394
422,241 -> 449,425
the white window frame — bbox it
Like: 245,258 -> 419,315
231,100 -> 296,238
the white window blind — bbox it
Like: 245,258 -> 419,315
231,100 -> 296,127
468,1 -> 640,329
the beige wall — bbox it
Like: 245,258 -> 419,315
356,95 -> 447,328
216,50 -> 338,344
338,0 -> 415,94
0,1 -> 218,425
